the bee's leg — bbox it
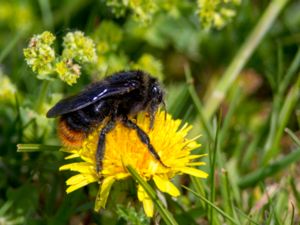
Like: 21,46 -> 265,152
121,117 -> 168,167
148,102 -> 158,130
96,119 -> 116,173
148,100 -> 167,129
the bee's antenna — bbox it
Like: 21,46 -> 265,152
162,100 -> 167,121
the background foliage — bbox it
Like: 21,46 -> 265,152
0,0 -> 300,224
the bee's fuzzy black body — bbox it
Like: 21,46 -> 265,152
47,70 -> 165,172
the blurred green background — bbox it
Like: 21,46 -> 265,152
0,0 -> 300,224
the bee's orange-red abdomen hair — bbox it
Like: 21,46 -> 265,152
58,118 -> 85,147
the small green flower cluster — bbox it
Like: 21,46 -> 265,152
62,31 -> 97,64
24,31 -> 97,85
23,31 -> 56,77
106,0 -> 158,24
197,0 -> 241,29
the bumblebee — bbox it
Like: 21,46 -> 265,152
47,70 -> 166,172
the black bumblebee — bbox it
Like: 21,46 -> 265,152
47,70 -> 166,172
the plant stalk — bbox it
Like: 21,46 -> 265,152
203,0 -> 290,120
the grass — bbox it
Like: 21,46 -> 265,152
1,0 -> 300,224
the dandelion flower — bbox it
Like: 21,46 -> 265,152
60,110 -> 208,217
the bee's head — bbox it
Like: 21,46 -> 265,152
149,79 -> 164,105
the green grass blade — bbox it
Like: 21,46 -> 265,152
263,48 -> 300,161
233,207 -> 260,225
264,74 -> 300,162
183,186 -> 239,225
126,165 -> 179,225
285,128 -> 300,147
221,170 -> 237,224
38,0 -> 54,28
289,178 -> 300,211
239,148 -> 300,188
290,202 -> 295,225
184,65 -> 213,141
0,29 -> 27,62
208,115 -> 220,224
219,87 -> 241,145
190,176 -> 207,210
278,47 -> 300,95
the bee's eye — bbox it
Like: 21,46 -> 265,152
152,86 -> 159,95
151,86 -> 163,101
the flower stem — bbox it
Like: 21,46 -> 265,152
35,79 -> 50,114
203,0 -> 290,120
184,65 -> 213,141
17,144 -> 61,152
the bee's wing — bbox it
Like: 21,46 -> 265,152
46,81 -> 138,117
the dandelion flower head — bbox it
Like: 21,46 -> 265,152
60,110 -> 208,217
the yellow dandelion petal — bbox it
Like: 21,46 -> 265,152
64,153 -> 79,160
137,185 -> 154,217
186,154 -> 208,160
142,198 -> 154,217
65,174 -> 98,193
95,176 -> 115,211
153,175 -> 180,197
59,162 -> 95,174
186,162 -> 206,166
179,167 -> 208,178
